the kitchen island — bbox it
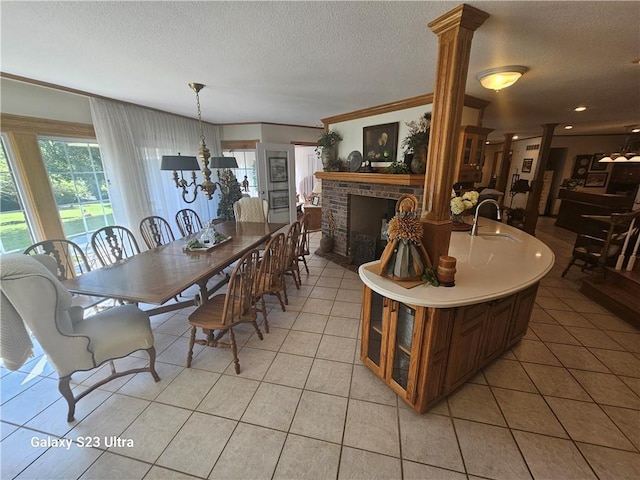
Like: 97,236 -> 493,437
359,218 -> 554,412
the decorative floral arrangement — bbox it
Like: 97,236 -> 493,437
325,209 -> 336,238
385,161 -> 410,174
315,130 -> 342,156
450,190 -> 479,215
401,112 -> 431,154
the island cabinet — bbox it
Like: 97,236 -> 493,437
361,282 -> 538,413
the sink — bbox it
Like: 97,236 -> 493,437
477,233 -> 521,243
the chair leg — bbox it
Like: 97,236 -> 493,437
59,375 -> 76,422
187,326 -> 197,368
229,327 -> 240,374
561,258 -> 576,278
283,280 -> 289,305
252,321 -> 264,341
301,256 -> 309,274
275,291 -> 286,312
261,296 -> 270,333
146,346 -> 161,382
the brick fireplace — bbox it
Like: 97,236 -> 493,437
315,172 -> 425,259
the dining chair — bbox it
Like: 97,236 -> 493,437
175,208 -> 203,237
139,215 -> 176,249
1,253 -> 160,422
24,238 -> 91,280
233,197 -> 269,223
297,214 -> 311,275
23,239 -> 106,309
282,221 -> 302,302
253,233 -> 286,333
90,225 -> 141,267
186,249 -> 262,373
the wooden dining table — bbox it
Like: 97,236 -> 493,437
63,221 -> 287,315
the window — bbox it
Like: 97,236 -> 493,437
0,137 -> 35,253
224,150 -> 258,196
38,138 -> 113,252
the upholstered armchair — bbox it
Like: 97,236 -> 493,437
0,254 -> 160,422
233,197 -> 269,223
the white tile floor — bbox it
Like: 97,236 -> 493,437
1,218 -> 639,479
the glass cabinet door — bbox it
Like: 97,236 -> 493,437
391,302 -> 416,389
367,290 -> 385,367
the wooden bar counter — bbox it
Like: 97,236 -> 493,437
555,189 -> 633,234
358,219 -> 554,413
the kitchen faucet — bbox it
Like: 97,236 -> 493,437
471,199 -> 502,236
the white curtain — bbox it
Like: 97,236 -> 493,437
89,98 -> 221,239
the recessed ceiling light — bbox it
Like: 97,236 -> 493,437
574,106 -> 587,112
485,141 -> 490,145
564,125 -> 573,130
512,135 -> 519,140
632,128 -> 640,133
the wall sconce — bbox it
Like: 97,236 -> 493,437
476,66 -> 528,92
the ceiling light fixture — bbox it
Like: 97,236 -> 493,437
599,134 -> 640,163
574,106 -> 587,112
512,135 -> 519,140
160,83 -> 238,203
564,125 -> 573,130
476,65 -> 528,92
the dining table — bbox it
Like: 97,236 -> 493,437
63,221 -> 287,315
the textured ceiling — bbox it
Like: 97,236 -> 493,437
1,1 -> 639,143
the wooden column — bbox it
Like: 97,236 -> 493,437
6,131 -> 66,241
421,4 -> 490,264
495,133 -> 514,199
523,123 -> 558,234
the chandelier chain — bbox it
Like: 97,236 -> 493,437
194,89 -> 206,144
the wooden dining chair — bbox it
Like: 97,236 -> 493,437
282,221 -> 302,302
297,214 -> 311,275
139,215 -> 176,249
186,249 -> 262,373
23,238 -> 106,309
90,226 -> 141,267
175,208 -> 203,237
253,233 -> 286,333
24,238 -> 91,280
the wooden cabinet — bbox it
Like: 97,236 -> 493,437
610,164 -> 640,184
457,125 -> 493,184
361,283 -> 537,413
302,205 -> 322,231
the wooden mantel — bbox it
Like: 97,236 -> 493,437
315,171 -> 426,186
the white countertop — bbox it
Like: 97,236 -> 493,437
359,219 -> 555,308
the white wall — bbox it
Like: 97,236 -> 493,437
1,78 -> 92,123
328,105 -> 480,167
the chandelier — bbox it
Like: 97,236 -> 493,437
161,83 -> 238,203
599,134 -> 640,163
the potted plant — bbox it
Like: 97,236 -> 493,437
401,112 -> 431,173
315,130 -> 342,171
385,161 -> 410,174
320,209 -> 336,253
327,156 -> 344,172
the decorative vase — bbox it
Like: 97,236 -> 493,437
321,147 -> 335,171
450,211 -> 472,231
320,236 -> 334,253
410,145 -> 427,174
404,152 -> 414,168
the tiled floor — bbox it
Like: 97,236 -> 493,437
2,218 -> 639,479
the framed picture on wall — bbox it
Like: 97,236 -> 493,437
269,189 -> 289,210
363,122 -> 399,162
571,154 -> 591,179
584,172 -> 608,188
522,158 -> 533,173
590,153 -> 607,171
269,157 -> 288,183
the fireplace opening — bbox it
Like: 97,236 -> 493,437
349,195 -> 396,266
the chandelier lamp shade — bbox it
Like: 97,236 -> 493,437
160,83 -> 238,203
598,135 -> 640,163
476,66 -> 528,92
